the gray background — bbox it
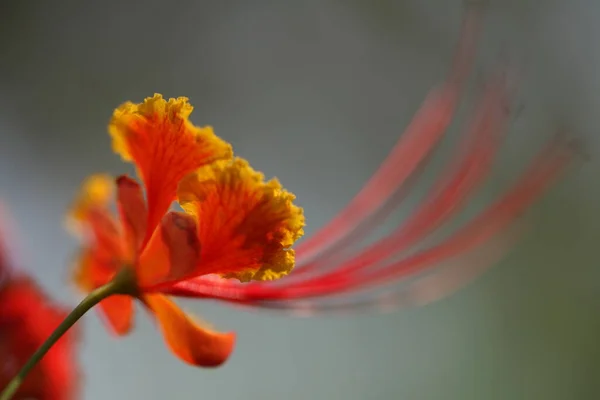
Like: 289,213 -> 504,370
1,0 -> 599,399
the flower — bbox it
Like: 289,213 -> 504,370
162,44 -> 579,316
167,126 -> 578,314
0,210 -> 80,400
68,94 -> 304,367
69,3 -> 575,375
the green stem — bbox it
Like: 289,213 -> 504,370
0,268 -> 136,400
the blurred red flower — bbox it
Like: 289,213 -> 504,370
0,211 -> 80,400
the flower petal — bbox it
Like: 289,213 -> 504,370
67,175 -> 129,265
116,175 -> 148,255
71,249 -> 117,292
69,205 -> 129,293
98,295 -> 134,336
177,157 -> 305,282
142,294 -> 235,367
108,94 -> 233,244
138,211 -> 202,288
71,249 -> 134,335
67,174 -> 114,229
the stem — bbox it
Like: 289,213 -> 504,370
0,267 -> 136,400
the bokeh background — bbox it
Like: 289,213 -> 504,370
1,0 -> 599,399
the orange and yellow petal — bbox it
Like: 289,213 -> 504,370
137,212 -> 201,288
72,249 -> 134,336
108,94 -> 233,240
68,174 -> 130,281
98,295 -> 134,336
142,294 -> 235,367
177,157 -> 305,282
71,249 -> 133,334
72,249 -> 119,293
66,174 -> 114,229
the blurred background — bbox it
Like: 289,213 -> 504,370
1,0 -> 599,399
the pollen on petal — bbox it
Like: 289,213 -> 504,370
108,94 -> 234,239
177,157 -> 305,282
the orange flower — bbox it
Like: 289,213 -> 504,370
0,212 -> 80,400
162,8 -> 579,315
68,94 -> 304,367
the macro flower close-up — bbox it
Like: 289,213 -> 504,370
67,94 -> 305,367
1,1 -> 597,399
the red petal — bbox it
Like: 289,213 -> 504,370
99,295 -> 134,336
138,212 -> 201,288
116,175 -> 148,256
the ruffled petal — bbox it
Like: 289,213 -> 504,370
177,157 -> 305,282
108,94 -> 233,244
142,294 -> 235,367
137,211 -> 202,288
